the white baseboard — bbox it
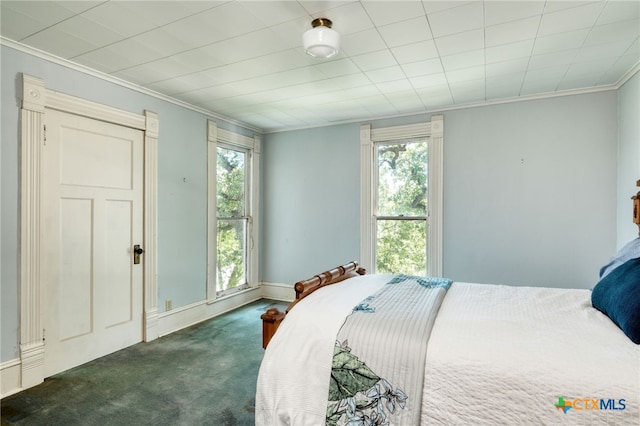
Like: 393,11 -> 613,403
1,358 -> 22,399
157,286 -> 263,337
260,281 -> 295,302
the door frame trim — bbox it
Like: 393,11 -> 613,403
19,74 -> 159,389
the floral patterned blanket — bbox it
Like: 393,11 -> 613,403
325,275 -> 451,425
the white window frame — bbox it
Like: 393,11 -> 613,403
360,115 -> 444,276
207,120 -> 260,302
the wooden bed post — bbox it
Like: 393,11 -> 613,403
261,308 -> 286,349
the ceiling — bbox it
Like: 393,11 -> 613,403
1,1 -> 639,133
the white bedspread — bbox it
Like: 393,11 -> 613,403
256,277 -> 640,425
422,283 -> 640,425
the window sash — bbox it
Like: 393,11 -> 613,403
207,120 -> 260,302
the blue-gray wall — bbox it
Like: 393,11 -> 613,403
263,91 -> 619,289
261,123 -> 361,284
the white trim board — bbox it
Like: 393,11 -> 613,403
1,359 -> 22,399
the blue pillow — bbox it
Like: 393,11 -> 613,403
599,238 -> 640,279
592,257 -> 640,344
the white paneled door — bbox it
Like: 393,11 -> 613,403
42,108 -> 144,377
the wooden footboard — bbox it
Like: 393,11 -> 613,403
261,261 -> 366,349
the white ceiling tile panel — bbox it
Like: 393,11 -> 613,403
315,58 -> 362,78
410,73 -> 449,89
202,1 -> 267,39
542,1 -> 598,14
340,28 -> 388,56
484,1 -> 545,26
520,77 -> 561,95
350,50 -> 398,71
401,58 -> 444,78
159,11 -> 228,49
485,16 -> 540,47
485,39 -> 534,63
56,15 -> 125,50
391,40 -> 439,63
422,1 -> 477,15
256,49 -> 315,72
418,91 -> 454,108
528,49 -> 580,70
337,85 -> 384,101
446,65 -> 485,83
324,73 -> 375,90
485,58 -> 530,78
145,72 -> 222,95
557,73 -> 603,91
537,2 -> 606,36
575,40 -> 638,63
120,1 -> 223,27
240,1 -> 309,26
564,57 -> 619,79
531,29 -> 590,55
299,1 -> 354,16
93,38 -> 167,71
122,28 -> 196,58
2,1 -> 99,28
376,79 -> 415,94
525,64 -> 571,82
361,1 -> 426,26
80,2 -> 158,38
364,65 -> 406,83
441,49 -> 484,71
449,80 -> 486,103
427,2 -> 483,38
600,53 -> 640,83
377,16 -> 433,47
595,1 -> 640,26
387,96 -> 426,113
21,27 -> 97,58
485,72 -> 526,99
584,19 -> 640,46
0,2 -> 74,40
115,56 -> 201,86
434,28 -> 484,56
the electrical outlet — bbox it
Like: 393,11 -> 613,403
165,299 -> 172,311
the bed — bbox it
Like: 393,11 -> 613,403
256,188 -> 640,425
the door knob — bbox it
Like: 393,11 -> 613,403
134,244 -> 144,264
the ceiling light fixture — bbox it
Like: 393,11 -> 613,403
303,18 -> 340,59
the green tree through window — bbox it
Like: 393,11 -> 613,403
375,139 -> 428,275
216,146 -> 248,292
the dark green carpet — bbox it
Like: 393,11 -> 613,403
1,299 -> 287,426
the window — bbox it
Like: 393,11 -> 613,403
216,145 -> 248,292
360,116 -> 443,276
208,121 -> 260,300
375,139 -> 428,275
